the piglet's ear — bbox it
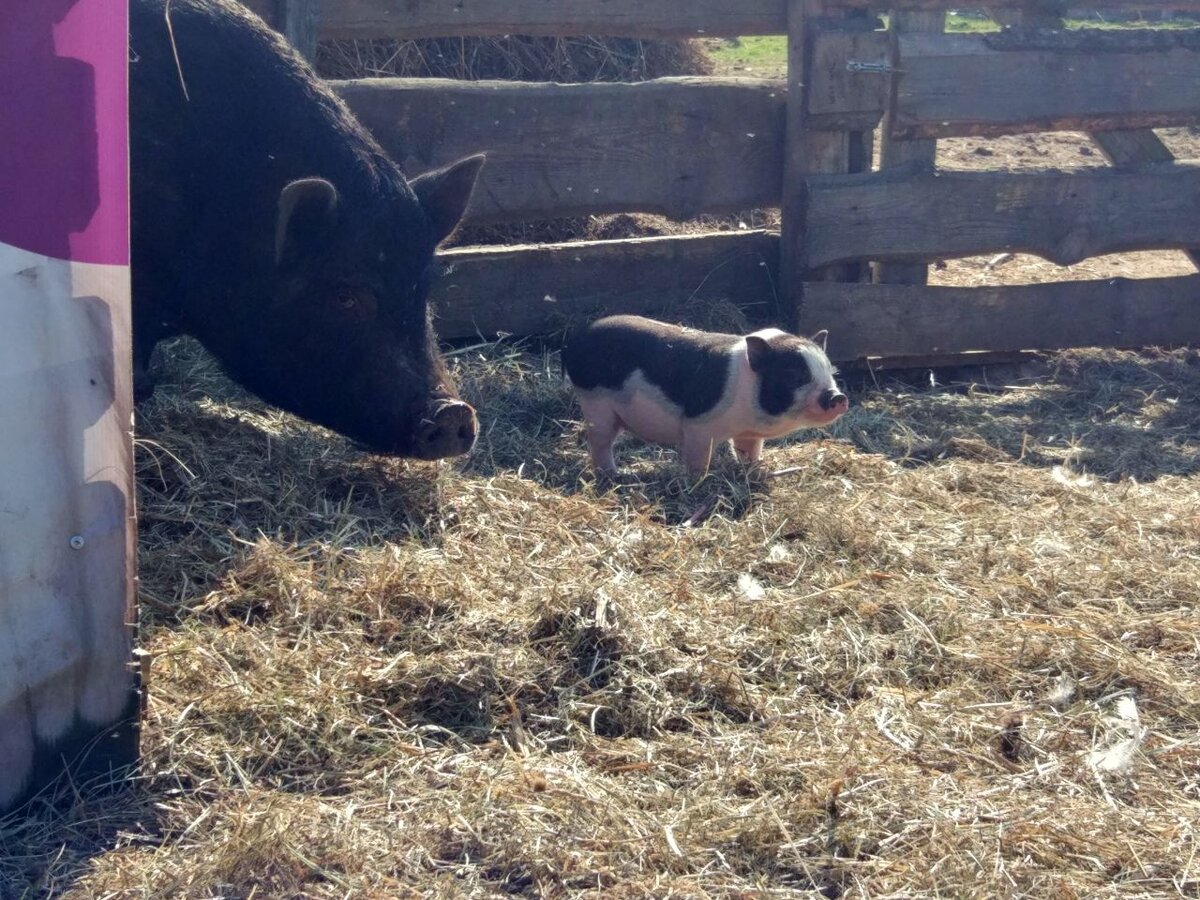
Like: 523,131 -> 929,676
745,335 -> 770,371
811,329 -> 829,351
411,154 -> 486,246
276,177 -> 339,266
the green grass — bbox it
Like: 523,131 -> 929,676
948,11 -> 1199,31
705,36 -> 787,77
1064,14 -> 1200,29
945,12 -> 1000,33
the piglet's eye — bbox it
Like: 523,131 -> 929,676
337,292 -> 358,310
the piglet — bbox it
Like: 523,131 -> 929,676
563,315 -> 849,475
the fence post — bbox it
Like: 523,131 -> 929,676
274,0 -> 319,62
873,9 -> 943,286
780,0 -> 867,333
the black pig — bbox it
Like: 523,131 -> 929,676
129,0 -> 483,459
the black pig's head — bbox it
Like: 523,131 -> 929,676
241,154 -> 484,459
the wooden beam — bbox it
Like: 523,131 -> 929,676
781,2 -> 868,332
780,0 -> 817,332
1091,122 -> 1200,274
894,29 -> 1200,139
242,0 -> 1200,35
807,29 -> 890,131
873,10 -> 942,285
808,28 -> 1200,137
242,0 -> 789,39
430,231 -> 781,339
800,276 -> 1200,360
831,0 -> 1200,10
804,161 -> 1200,269
336,77 -> 785,224
272,0 -> 318,61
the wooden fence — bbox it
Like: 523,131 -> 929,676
247,0 -> 1200,363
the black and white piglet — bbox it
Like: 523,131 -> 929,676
562,315 -> 848,474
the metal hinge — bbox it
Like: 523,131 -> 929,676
846,59 -> 900,74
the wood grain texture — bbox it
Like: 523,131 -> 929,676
808,28 -> 1200,137
892,30 -> 1200,139
805,162 -> 1200,268
780,1 -> 869,330
993,7 -> 1199,274
336,77 -> 786,223
800,276 -> 1200,360
779,0 -> 817,331
807,29 -> 889,130
874,10 -> 941,285
242,0 -> 788,39
241,0 -> 1200,37
430,231 -> 781,339
273,0 -> 318,60
1091,127 -> 1200,272
834,0 -> 1200,10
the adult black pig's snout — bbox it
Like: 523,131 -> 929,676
412,398 -> 478,460
819,389 -> 849,413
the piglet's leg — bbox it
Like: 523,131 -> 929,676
577,396 -> 622,473
732,437 -> 764,465
681,431 -> 716,476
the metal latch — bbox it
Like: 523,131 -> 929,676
846,59 -> 900,74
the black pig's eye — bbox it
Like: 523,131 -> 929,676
336,292 -> 358,311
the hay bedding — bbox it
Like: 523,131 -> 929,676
2,337 -> 1199,899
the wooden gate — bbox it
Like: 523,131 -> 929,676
246,0 -> 1200,360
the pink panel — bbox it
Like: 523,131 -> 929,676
0,0 -> 129,265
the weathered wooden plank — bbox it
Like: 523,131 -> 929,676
241,0 -> 1200,37
807,29 -> 890,131
804,162 -> 1200,268
843,349 -> 1044,371
894,29 -> 1200,139
994,7 -> 1199,274
781,1 -> 869,332
431,231 -> 781,339
272,0 -> 319,61
1092,129 -> 1178,167
809,28 -> 1200,137
780,0 -> 818,332
874,10 -> 942,286
242,0 -> 789,39
836,0 -> 1200,9
1091,130 -> 1200,271
336,77 -> 785,224
800,276 -> 1200,360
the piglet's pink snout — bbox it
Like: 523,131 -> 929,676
802,388 -> 849,426
820,389 -> 849,414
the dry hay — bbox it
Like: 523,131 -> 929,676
2,338 -> 1199,898
316,36 -> 711,85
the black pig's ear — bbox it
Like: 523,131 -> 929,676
275,177 -> 339,265
410,154 -> 485,246
811,329 -> 829,351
